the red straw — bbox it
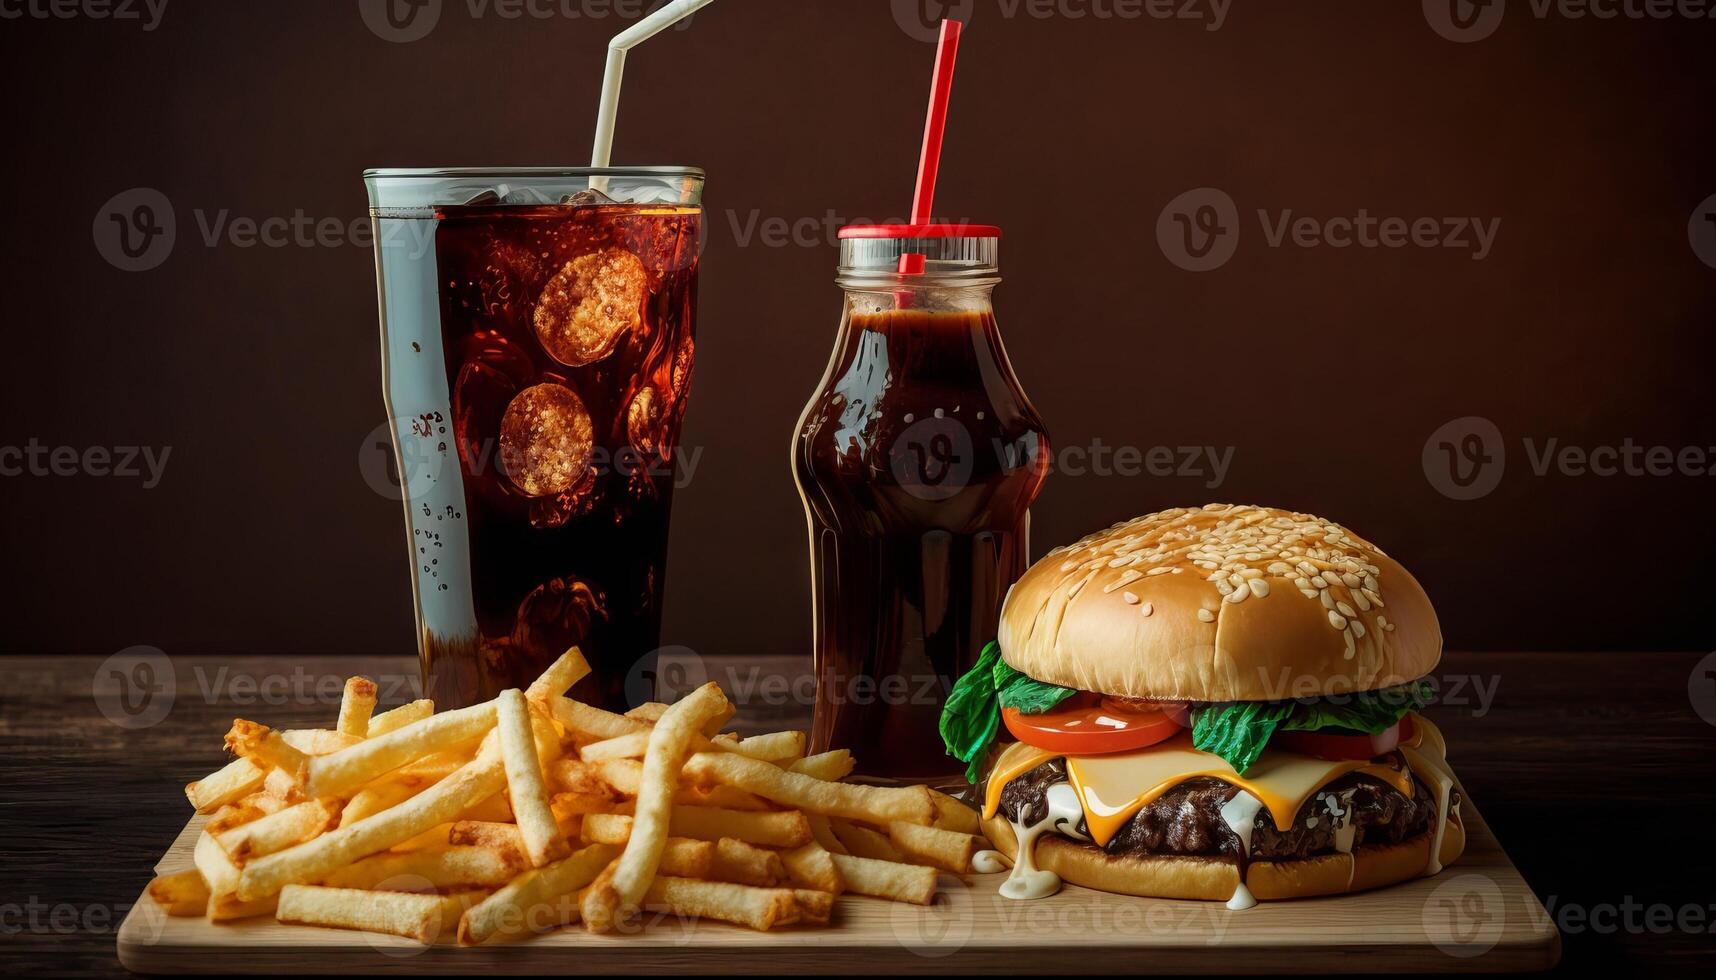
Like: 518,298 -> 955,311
898,19 -> 963,278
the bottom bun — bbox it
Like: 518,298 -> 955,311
981,811 -> 1466,902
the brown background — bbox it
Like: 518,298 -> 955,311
1,0 -> 1712,658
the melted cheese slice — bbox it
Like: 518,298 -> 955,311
984,714 -> 1443,849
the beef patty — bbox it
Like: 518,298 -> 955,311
994,757 -> 1451,862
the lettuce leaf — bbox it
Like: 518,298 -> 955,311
1190,682 -> 1432,774
940,643 -> 1076,783
1190,699 -> 1297,776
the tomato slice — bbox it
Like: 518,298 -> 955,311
1002,693 -> 1185,755
1276,715 -> 1412,761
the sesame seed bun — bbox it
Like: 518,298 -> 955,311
979,810 -> 1466,902
997,504 -> 1442,702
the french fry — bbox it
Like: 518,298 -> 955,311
147,869 -> 210,916
780,842 -> 845,894
276,884 -> 473,943
576,731 -> 652,762
224,721 -> 312,791
278,730 -> 365,756
399,744 -> 480,781
683,752 -> 936,825
525,647 -> 591,702
788,749 -> 855,782
624,702 -> 669,723
262,767 -> 299,802
587,757 -> 769,811
392,823 -> 453,852
459,791 -> 513,823
888,820 -> 979,873
585,729 -> 805,766
709,838 -> 786,887
240,791 -> 289,817
496,689 -> 569,868
341,772 -> 435,827
367,699 -> 434,737
208,892 -> 279,922
791,889 -> 835,926
448,810 -> 575,854
679,784 -> 774,811
721,730 -> 806,764
581,807 -> 811,849
929,790 -> 982,835
320,846 -> 524,892
336,677 -> 379,737
805,813 -> 847,855
237,745 -> 507,901
658,838 -> 717,878
831,819 -> 903,862
574,817 -> 718,875
581,683 -> 731,933
185,757 -> 265,813
549,758 -> 624,816
194,831 -> 241,898
641,877 -> 796,932
547,696 -> 648,743
216,798 -> 341,865
668,806 -> 812,849
205,800 -> 268,837
457,842 -> 616,946
305,700 -> 499,799
447,820 -> 525,851
829,854 -> 937,906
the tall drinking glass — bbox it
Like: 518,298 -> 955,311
365,168 -> 703,709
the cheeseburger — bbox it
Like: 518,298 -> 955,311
940,504 -> 1464,908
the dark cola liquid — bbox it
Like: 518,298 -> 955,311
417,202 -> 699,709
793,308 -> 1049,782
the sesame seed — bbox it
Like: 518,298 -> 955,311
1122,591 -> 1140,605
1141,602 -> 1154,617
1328,610 -> 1348,630
1336,601 -> 1356,618
1197,608 -> 1215,623
1225,583 -> 1251,604
1250,578 -> 1271,598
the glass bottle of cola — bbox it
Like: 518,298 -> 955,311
792,224 -> 1050,784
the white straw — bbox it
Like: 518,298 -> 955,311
589,0 -> 717,171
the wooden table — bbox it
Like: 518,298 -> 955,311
3,652 -> 1713,977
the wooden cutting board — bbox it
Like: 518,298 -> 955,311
116,797 -> 1557,974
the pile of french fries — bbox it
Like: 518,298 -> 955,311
146,650 -> 985,944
